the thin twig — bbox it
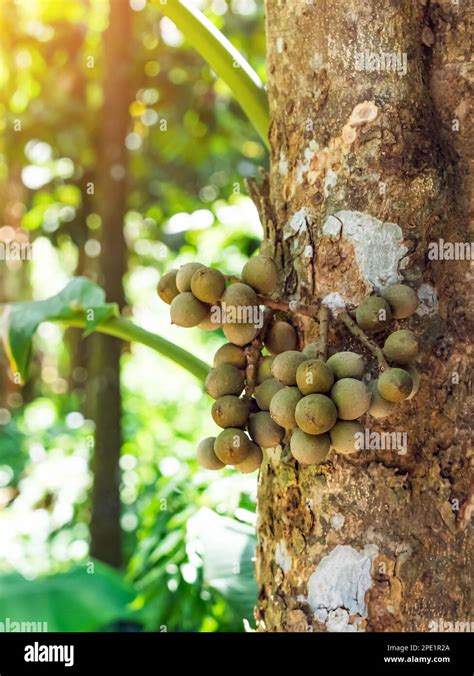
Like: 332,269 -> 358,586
257,294 -> 319,319
317,305 -> 329,361
244,308 -> 274,398
224,276 -> 319,319
337,311 -> 389,371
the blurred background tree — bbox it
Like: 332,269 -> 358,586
0,0 -> 267,632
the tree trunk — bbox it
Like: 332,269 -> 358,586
255,0 -> 472,632
89,0 -> 132,569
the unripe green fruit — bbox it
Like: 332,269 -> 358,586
296,359 -> 334,394
356,296 -> 392,333
197,437 -> 225,470
205,364 -> 245,400
295,394 -> 337,435
211,396 -> 250,429
213,343 -> 246,369
223,322 -> 258,346
214,428 -> 252,464
330,378 -> 371,420
290,429 -> 330,465
367,380 -> 397,419
256,356 -> 274,383
241,255 -> 278,295
248,411 -> 284,448
329,420 -> 364,454
176,262 -> 205,292
271,350 -> 307,386
326,351 -> 365,380
264,321 -> 297,355
198,312 -> 221,332
378,368 -> 413,402
191,267 -> 226,304
302,342 -> 320,359
406,364 -> 421,400
170,292 -> 209,328
382,284 -> 418,319
221,282 -> 258,311
383,329 -> 419,364
235,442 -> 263,473
269,386 -> 303,429
157,269 -> 179,305
255,378 -> 284,410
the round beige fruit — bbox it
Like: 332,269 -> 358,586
223,322 -> 258,347
157,269 -> 179,305
256,356 -> 274,383
383,330 -> 419,364
221,282 -> 258,311
356,296 -> 392,333
211,395 -> 250,429
294,394 -> 337,435
296,359 -> 334,394
213,343 -> 247,369
170,292 -> 209,328
241,255 -> 278,295
271,350 -> 307,386
302,342 -> 320,359
330,378 -> 371,420
176,262 -> 205,292
191,267 -> 226,304
214,428 -> 252,465
367,380 -> 397,419
264,321 -> 297,355
248,411 -> 284,448
269,386 -> 303,429
290,429 -> 330,465
235,442 -> 263,473
377,368 -> 413,402
198,311 -> 221,332
254,378 -> 284,411
382,284 -> 418,319
197,437 -> 225,470
329,420 -> 364,454
204,364 -> 245,400
326,351 -> 365,380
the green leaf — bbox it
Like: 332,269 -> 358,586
1,277 -> 116,382
1,277 -> 210,383
0,562 -> 137,632
159,0 -> 269,146
192,509 -> 257,622
83,303 -> 118,337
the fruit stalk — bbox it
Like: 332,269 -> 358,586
318,304 -> 330,361
338,311 -> 389,371
244,307 -> 274,398
225,276 -> 320,318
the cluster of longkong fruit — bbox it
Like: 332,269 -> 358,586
158,254 -> 420,474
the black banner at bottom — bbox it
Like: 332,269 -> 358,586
0,631 -> 471,674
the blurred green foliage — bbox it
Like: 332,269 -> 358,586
0,0 -> 266,632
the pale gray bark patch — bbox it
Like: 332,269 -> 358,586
416,283 -> 439,316
322,210 -> 408,291
284,207 -> 311,240
307,544 -> 378,631
330,513 -> 345,529
322,292 -> 346,313
275,540 -> 292,573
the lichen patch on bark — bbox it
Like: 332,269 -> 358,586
321,210 -> 408,293
307,544 -> 378,632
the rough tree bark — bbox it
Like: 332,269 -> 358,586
254,0 -> 472,632
89,0 -> 132,568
